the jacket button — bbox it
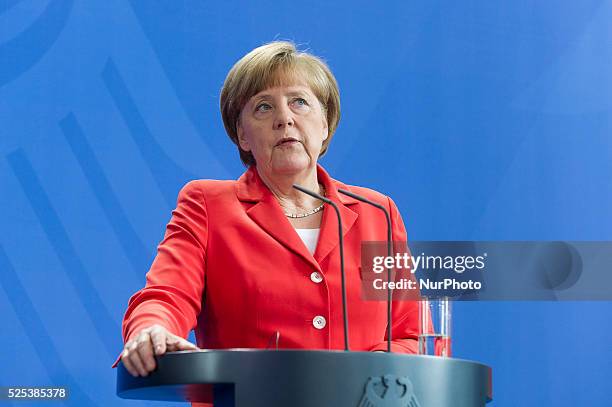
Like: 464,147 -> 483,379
313,316 -> 326,329
310,272 -> 323,283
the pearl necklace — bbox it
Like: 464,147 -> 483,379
284,185 -> 326,218
285,203 -> 325,218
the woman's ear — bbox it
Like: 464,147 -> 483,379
237,122 -> 250,151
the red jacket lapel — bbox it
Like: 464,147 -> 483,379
313,165 -> 359,263
235,165 -> 359,270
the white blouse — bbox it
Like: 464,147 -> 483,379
295,228 -> 321,255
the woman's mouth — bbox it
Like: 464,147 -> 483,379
276,138 -> 300,147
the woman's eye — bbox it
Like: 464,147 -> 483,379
255,103 -> 272,112
293,98 -> 308,107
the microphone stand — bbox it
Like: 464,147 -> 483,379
338,189 -> 393,353
292,184 -> 349,351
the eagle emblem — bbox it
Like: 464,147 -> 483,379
358,374 -> 421,407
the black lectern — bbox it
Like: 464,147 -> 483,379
117,349 -> 492,406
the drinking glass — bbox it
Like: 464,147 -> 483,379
418,297 -> 451,357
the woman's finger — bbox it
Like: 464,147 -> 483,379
135,331 -> 156,373
127,341 -> 148,376
121,348 -> 138,377
149,325 -> 167,356
166,334 -> 198,352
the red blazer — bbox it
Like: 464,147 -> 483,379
120,164 -> 419,355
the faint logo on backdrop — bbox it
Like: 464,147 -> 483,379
358,374 -> 421,407
532,241 -> 582,291
0,0 -> 73,87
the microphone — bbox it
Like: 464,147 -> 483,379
338,189 -> 393,353
292,184 -> 349,352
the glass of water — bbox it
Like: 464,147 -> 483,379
418,297 -> 452,357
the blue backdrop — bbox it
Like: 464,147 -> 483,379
1,1 -> 611,405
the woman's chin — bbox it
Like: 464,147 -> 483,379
270,155 -> 312,175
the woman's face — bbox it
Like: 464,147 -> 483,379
237,84 -> 328,175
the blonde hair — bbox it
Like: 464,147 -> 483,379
220,41 -> 341,166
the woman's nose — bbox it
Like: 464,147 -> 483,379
273,105 -> 294,129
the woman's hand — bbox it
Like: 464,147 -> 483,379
121,324 -> 198,377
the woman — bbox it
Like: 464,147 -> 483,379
117,41 -> 418,379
